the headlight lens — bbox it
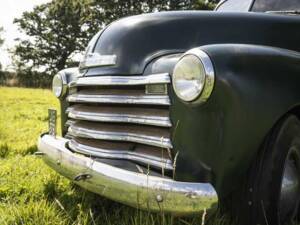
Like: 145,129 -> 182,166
52,74 -> 64,98
172,48 -> 215,103
173,54 -> 206,102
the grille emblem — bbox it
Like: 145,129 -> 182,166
79,53 -> 117,69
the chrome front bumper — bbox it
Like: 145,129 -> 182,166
38,134 -> 218,214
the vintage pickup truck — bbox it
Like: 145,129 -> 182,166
38,0 -> 300,224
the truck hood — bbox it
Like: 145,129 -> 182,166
85,11 -> 300,76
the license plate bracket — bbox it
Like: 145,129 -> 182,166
48,109 -> 57,137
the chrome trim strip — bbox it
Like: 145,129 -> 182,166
67,108 -> 172,127
38,135 -> 218,214
68,140 -> 173,170
214,0 -> 227,10
67,94 -> 171,105
68,125 -> 173,149
70,73 -> 170,87
215,0 -> 254,11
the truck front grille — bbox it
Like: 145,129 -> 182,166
65,73 -> 173,171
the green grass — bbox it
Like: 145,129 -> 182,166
0,87 -> 231,225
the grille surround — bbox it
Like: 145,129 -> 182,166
65,73 -> 173,171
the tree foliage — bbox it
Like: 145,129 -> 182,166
0,27 -> 4,71
13,0 -> 217,75
13,0 -> 97,73
92,0 -> 215,24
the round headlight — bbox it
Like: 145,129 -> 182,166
173,48 -> 215,103
52,74 -> 66,98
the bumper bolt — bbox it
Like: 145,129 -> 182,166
156,194 -> 163,203
74,173 -> 92,182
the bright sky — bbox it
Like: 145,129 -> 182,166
0,0 -> 50,70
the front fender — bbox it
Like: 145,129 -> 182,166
171,44 -> 300,197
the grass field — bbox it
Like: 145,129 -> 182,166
0,87 -> 231,225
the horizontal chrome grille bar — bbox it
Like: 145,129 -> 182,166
69,139 -> 173,170
70,73 -> 170,87
65,119 -> 76,127
67,105 -> 171,127
68,122 -> 173,149
67,94 -> 170,105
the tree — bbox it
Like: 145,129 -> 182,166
0,27 -> 4,71
0,27 -> 5,85
90,0 -> 218,24
13,0 -> 98,74
0,27 -> 4,47
13,0 -> 216,75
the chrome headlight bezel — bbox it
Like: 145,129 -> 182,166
52,73 -> 67,98
172,48 -> 215,103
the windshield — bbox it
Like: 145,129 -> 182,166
217,0 -> 300,12
252,0 -> 300,12
216,0 -> 253,12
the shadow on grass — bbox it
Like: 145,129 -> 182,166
37,115 -> 49,122
23,145 -> 38,155
0,144 -> 37,158
43,179 -> 128,224
0,144 -> 9,158
42,178 -> 231,225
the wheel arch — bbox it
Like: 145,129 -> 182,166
288,105 -> 300,121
